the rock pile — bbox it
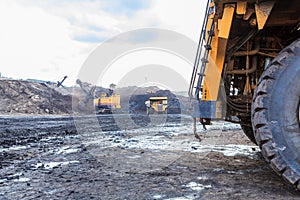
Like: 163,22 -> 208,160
0,79 -> 72,114
0,79 -> 190,115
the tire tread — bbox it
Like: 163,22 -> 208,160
252,39 -> 300,188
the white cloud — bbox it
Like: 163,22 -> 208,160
100,50 -> 192,91
0,1 -> 93,85
0,0 -> 207,87
137,0 -> 205,40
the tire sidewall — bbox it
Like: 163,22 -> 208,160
267,48 -> 300,173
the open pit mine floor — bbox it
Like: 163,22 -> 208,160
0,114 -> 299,200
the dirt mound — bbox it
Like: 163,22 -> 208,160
0,79 -> 190,115
0,79 -> 72,115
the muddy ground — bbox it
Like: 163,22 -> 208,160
0,114 -> 299,200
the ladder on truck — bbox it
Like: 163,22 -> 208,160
188,0 -> 215,100
188,0 -> 215,139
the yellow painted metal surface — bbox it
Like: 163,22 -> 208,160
202,4 -> 235,101
218,4 -> 235,39
146,97 -> 168,112
94,94 -> 121,108
152,103 -> 168,112
237,1 -> 247,15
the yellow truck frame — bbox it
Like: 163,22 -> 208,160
145,97 -> 168,114
189,0 -> 300,188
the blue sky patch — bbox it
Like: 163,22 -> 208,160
73,35 -> 106,43
103,0 -> 150,15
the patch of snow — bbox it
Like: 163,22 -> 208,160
197,175 -> 209,180
9,145 -> 28,151
13,177 -> 30,182
189,144 -> 259,157
165,195 -> 196,200
274,144 -> 286,151
11,172 -> 23,177
56,146 -> 79,154
88,133 -> 259,158
212,168 -> 224,172
84,119 -> 257,159
126,155 -> 141,159
33,161 -> 79,169
34,163 -> 43,169
212,168 -> 253,175
153,194 -> 164,199
0,145 -> 28,152
185,181 -> 212,191
226,170 -> 244,175
40,136 -> 60,142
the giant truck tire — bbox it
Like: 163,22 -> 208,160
252,39 -> 300,188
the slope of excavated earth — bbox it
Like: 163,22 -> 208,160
0,79 -> 72,115
0,79 -> 189,115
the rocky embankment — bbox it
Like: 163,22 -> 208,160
0,79 -> 189,115
0,79 -> 72,115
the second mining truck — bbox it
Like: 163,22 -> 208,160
189,0 -> 300,188
145,97 -> 168,114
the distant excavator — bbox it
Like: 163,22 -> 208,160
94,90 -> 121,114
56,76 -> 67,87
76,79 -> 96,105
75,80 -> 121,114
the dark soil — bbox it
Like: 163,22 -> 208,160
0,115 -> 299,200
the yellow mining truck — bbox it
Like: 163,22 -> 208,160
189,0 -> 300,187
145,97 -> 168,114
94,93 -> 121,114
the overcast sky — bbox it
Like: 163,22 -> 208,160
0,0 -> 206,89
